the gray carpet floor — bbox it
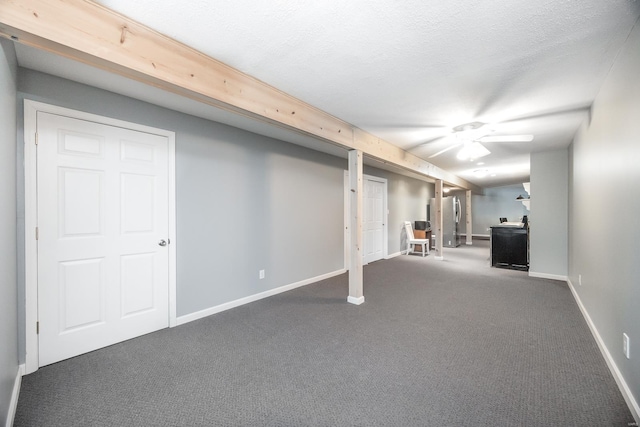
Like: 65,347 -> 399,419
14,240 -> 635,426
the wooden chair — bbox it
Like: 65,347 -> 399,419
404,221 -> 429,257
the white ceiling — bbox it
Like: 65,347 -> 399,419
16,1 -> 640,188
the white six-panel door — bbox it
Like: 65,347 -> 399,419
364,178 -> 385,264
36,111 -> 170,366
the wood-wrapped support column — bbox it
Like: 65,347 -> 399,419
466,190 -> 473,245
347,150 -> 364,305
434,179 -> 444,260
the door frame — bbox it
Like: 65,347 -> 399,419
23,100 -> 177,374
343,171 -> 388,267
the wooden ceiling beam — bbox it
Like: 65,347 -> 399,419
0,0 -> 478,191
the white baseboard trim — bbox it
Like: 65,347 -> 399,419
6,364 -> 25,427
465,242 -> 473,246
177,268 -> 346,326
347,296 -> 365,305
567,279 -> 640,423
385,251 -> 403,259
529,271 -> 568,281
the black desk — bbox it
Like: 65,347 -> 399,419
490,225 -> 529,270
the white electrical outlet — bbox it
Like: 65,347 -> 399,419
578,274 -> 582,286
623,333 -> 630,359
259,270 -> 265,279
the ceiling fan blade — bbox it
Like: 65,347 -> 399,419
428,143 -> 462,158
374,123 -> 449,130
406,135 -> 450,151
496,104 -> 591,125
478,135 -> 533,143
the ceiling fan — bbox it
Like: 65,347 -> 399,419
422,121 -> 534,160
400,105 -> 591,162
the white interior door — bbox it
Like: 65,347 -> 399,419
364,178 -> 385,264
36,111 -> 170,366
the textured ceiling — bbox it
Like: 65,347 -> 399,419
33,1 -> 640,187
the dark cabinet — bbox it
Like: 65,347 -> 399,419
490,226 -> 529,270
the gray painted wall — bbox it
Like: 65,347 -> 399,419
530,149 -> 568,277
0,39 -> 18,425
15,68 -> 437,363
16,69 -> 346,318
455,184 -> 529,237
569,18 -> 640,413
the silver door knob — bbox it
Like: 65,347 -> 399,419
158,239 -> 167,246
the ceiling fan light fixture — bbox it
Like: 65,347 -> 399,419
456,142 -> 491,160
452,121 -> 486,132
